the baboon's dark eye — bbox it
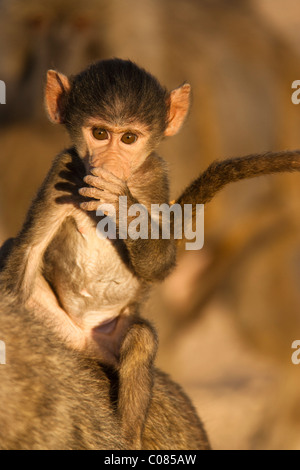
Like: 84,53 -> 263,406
92,128 -> 109,140
121,133 -> 137,145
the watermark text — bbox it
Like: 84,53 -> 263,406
0,80 -> 6,104
95,197 -> 204,251
0,340 -> 6,365
291,340 -> 300,365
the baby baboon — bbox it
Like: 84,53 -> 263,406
1,59 -> 300,450
0,58 -> 210,450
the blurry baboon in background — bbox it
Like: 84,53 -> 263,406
1,0 -> 300,450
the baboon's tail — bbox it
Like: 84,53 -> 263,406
176,150 -> 300,207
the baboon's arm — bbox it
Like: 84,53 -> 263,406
0,148 -> 83,299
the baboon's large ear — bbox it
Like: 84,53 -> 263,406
164,83 -> 191,136
45,70 -> 70,124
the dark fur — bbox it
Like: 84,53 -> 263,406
66,59 -> 168,130
64,59 -> 169,148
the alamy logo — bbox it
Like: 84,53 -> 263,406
96,197 -> 205,250
0,341 -> 6,365
0,80 -> 6,104
291,340 -> 300,365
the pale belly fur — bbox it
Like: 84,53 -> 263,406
43,211 -> 142,330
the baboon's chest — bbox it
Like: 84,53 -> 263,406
43,212 -> 141,325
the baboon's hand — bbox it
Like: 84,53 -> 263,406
54,159 -> 87,206
79,167 -> 136,213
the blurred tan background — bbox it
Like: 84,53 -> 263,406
1,0 -> 300,450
